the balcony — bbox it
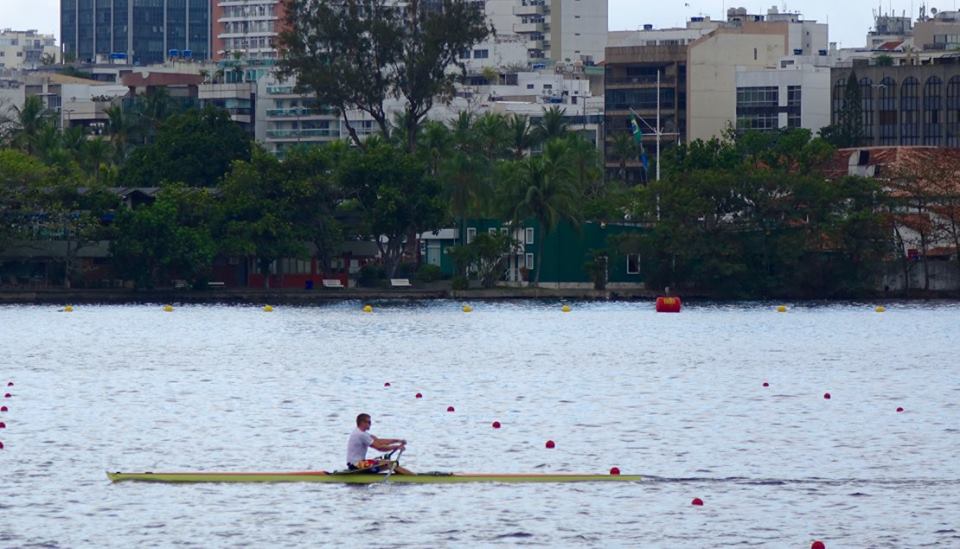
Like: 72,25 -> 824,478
513,3 -> 546,16
265,106 -> 336,118
265,128 -> 337,140
526,39 -> 544,50
513,22 -> 545,34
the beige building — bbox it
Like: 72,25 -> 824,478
0,29 -> 58,70
686,25 -> 792,141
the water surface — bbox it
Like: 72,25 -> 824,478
1,301 -> 958,547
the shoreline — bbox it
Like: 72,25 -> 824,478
1,287 -> 956,305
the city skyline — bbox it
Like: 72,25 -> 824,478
4,1 -> 945,52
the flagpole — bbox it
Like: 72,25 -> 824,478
656,69 -> 661,182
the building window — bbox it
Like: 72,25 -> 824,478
473,49 -> 489,59
737,86 -> 778,107
860,78 -> 874,142
626,254 -> 640,274
901,77 -> 919,145
466,227 -> 476,244
488,228 -> 497,235
525,227 -> 534,244
525,253 -> 535,270
879,77 -> 898,146
948,76 -> 960,146
924,76 -> 943,146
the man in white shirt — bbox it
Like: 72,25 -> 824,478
346,413 -> 414,475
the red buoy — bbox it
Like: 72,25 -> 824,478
0,441 -> 4,449
5,382 -> 11,387
384,382 -> 391,387
0,422 -> 5,428
545,440 -> 556,449
3,393 -> 10,398
897,407 -> 904,413
447,406 -> 455,412
415,393 -> 422,399
811,541 -> 826,549
655,296 -> 682,313
0,406 -> 6,412
609,467 -> 620,475
823,392 -> 831,400
762,382 -> 769,387
492,421 -> 501,429
691,497 -> 704,506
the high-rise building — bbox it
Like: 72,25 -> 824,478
212,0 -> 284,62
61,0 -> 211,66
503,0 -> 607,65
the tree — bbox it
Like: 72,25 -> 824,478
279,0 -> 492,152
472,112 -> 509,160
447,232 -> 515,288
110,185 -> 218,288
536,105 -> 569,143
7,96 -> 53,155
121,106 -> 252,187
821,72 -> 863,148
337,142 -> 445,277
218,147 -> 307,288
0,149 -> 50,251
507,114 -> 537,159
499,140 -> 582,286
609,132 -> 637,182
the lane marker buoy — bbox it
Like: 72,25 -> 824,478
823,392 -> 831,400
163,305 -> 173,312
691,497 -> 704,506
492,421 -> 501,429
561,305 -> 571,313
545,440 -> 555,449
609,467 -> 620,475
447,406 -> 455,412
776,305 -> 787,313
762,381 -> 769,387
263,305 -> 273,312
811,541 -> 826,549
384,382 -> 391,387
363,305 -> 373,313
415,393 -> 422,399
896,407 -> 904,413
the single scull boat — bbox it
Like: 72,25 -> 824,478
107,471 -> 642,484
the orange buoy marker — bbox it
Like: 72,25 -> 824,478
762,382 -> 769,387
609,467 -> 621,475
447,406 -> 455,412
655,296 -> 681,313
384,382 -> 391,387
492,421 -> 501,429
897,407 -> 904,413
691,497 -> 704,506
823,392 -> 831,400
415,393 -> 423,399
811,541 -> 826,549
545,440 -> 556,449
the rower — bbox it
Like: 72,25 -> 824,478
346,413 -> 415,475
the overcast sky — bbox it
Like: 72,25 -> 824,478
3,1 -> 950,49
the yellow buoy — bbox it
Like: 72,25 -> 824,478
875,306 -> 886,313
561,305 -> 572,313
363,305 -> 373,313
163,305 -> 174,312
263,305 -> 274,312
776,305 -> 787,313
63,305 -> 74,313
462,305 -> 473,313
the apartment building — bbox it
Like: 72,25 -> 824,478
212,0 -> 285,62
61,0 -> 211,65
506,0 -> 607,65
0,29 -> 58,70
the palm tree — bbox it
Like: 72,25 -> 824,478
610,132 -> 637,182
473,112 -> 509,160
83,137 -> 113,185
502,140 -> 581,286
419,121 -> 451,177
105,104 -> 136,162
535,105 -> 569,144
9,96 -> 52,155
564,134 -> 603,198
449,111 -> 475,153
508,114 -> 537,159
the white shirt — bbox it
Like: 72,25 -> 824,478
346,428 -> 375,466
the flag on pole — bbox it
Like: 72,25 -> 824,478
629,116 -> 643,147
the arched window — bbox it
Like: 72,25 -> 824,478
901,77 -> 919,145
879,77 -> 897,145
947,76 -> 960,146
860,77 -> 874,143
924,76 -> 943,145
832,78 -> 846,125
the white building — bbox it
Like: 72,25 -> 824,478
735,59 -> 831,135
0,29 -> 58,70
493,0 -> 607,65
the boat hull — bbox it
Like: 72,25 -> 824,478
107,471 -> 642,484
